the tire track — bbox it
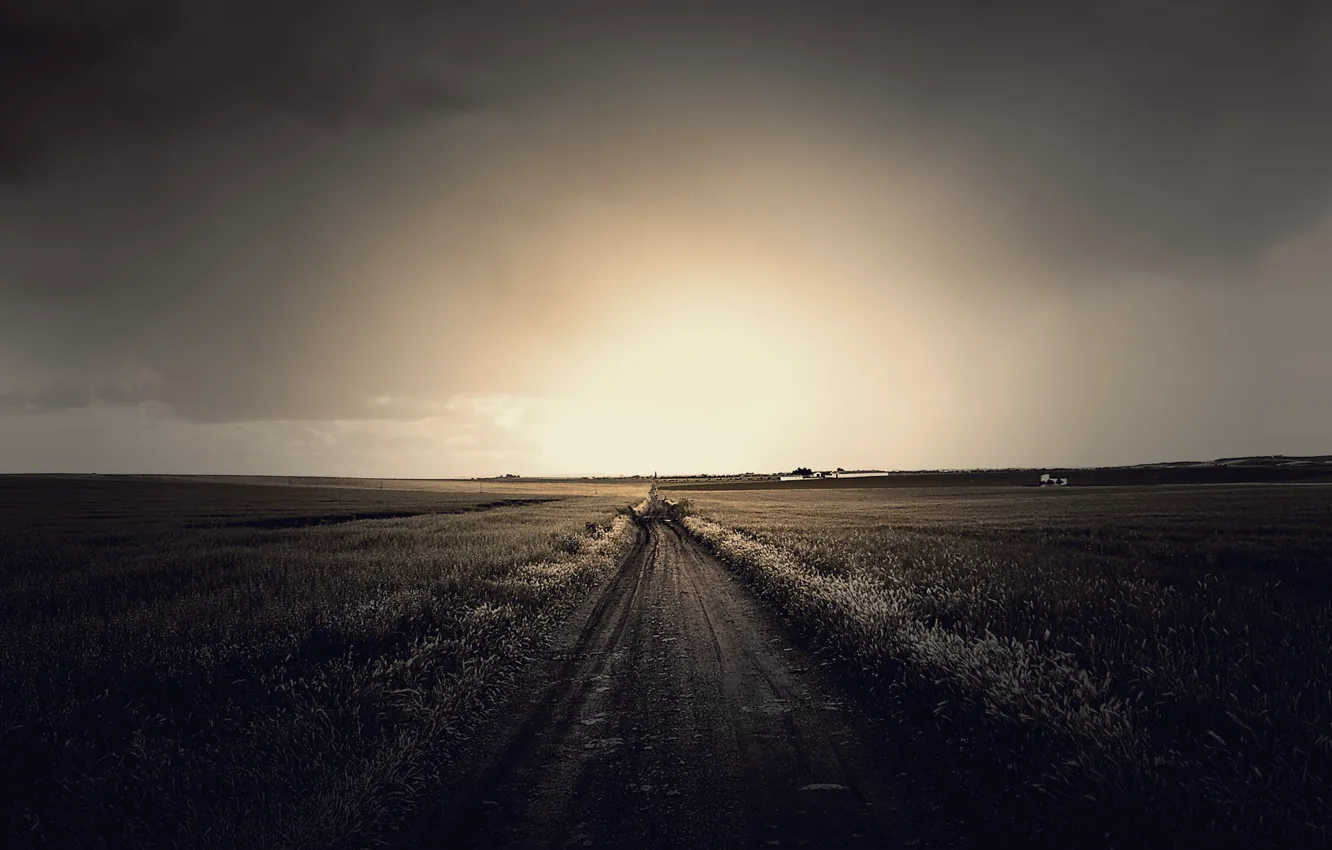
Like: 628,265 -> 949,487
403,520 -> 922,849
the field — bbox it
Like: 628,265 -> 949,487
679,484 -> 1332,846
0,476 -> 643,850
6,476 -> 1330,848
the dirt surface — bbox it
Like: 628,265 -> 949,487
398,520 -> 925,849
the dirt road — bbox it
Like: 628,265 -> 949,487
400,520 -> 921,849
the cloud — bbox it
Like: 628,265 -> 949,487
0,0 -> 485,182
0,361 -> 164,414
2,0 -> 1331,469
0,392 -> 553,476
810,0 -> 1332,282
7,1 -> 1332,277
0,383 -> 94,414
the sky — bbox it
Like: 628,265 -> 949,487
2,0 -> 1330,477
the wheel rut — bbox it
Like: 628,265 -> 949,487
400,520 -> 921,849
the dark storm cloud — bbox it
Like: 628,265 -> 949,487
875,0 -> 1332,279
2,0 -> 1331,436
0,0 -> 484,180
0,383 -> 94,414
5,0 -> 1330,273
0,378 -> 163,414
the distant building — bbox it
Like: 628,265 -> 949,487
779,469 -> 843,481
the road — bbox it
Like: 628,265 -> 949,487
398,520 -> 921,849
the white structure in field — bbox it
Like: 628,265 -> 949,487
1040,473 -> 1069,486
780,468 -> 848,482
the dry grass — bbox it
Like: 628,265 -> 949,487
0,477 -> 641,849
681,485 -> 1332,848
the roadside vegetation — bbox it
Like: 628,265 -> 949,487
681,485 -> 1332,848
0,477 -> 639,850
636,480 -> 692,522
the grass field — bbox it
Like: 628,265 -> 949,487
8,476 -> 1329,848
680,484 -> 1332,847
0,476 -> 642,850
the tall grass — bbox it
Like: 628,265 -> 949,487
0,479 -> 639,849
682,485 -> 1332,847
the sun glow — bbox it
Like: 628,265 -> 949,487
530,279 -> 843,473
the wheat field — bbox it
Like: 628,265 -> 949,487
0,477 -> 641,850
680,484 -> 1332,847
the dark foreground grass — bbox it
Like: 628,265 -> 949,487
682,484 -> 1332,848
0,477 -> 638,849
